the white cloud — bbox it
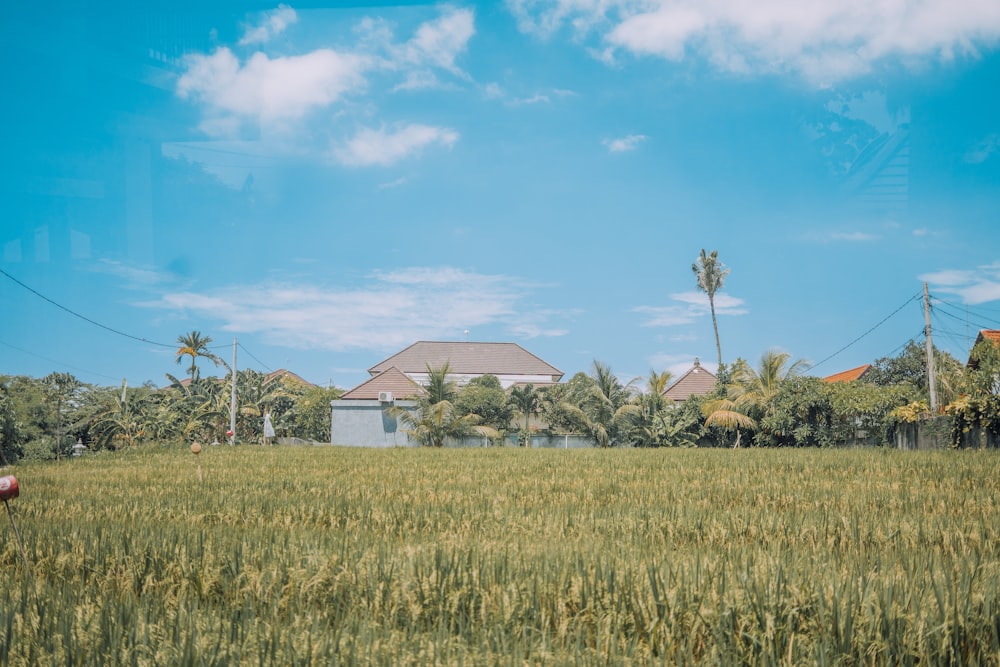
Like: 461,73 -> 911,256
634,291 -> 748,327
400,8 -> 475,73
239,5 -> 298,46
142,267 -> 566,351
604,134 -> 648,152
921,262 -> 1000,305
177,47 -> 370,124
334,124 -> 458,167
509,0 -> 1000,84
830,231 -> 879,242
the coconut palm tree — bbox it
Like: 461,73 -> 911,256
702,350 -> 810,447
548,361 -> 639,447
509,383 -> 541,447
390,363 -> 496,447
175,330 -> 220,381
692,249 -> 730,369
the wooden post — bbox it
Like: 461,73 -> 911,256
924,282 -> 938,412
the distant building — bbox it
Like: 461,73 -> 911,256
332,341 -> 563,447
823,364 -> 872,383
662,358 -> 717,404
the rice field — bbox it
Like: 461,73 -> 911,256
2,445 -> 1000,665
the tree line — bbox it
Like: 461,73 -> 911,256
0,331 -> 341,461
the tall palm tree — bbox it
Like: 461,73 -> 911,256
175,331 -> 220,381
692,249 -> 730,369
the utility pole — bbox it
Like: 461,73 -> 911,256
230,338 -> 237,444
924,282 -> 938,412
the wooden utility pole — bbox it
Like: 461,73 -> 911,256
924,282 -> 938,412
230,338 -> 238,444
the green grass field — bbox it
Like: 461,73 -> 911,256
2,446 -> 1000,665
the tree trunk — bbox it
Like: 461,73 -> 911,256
709,296 -> 722,369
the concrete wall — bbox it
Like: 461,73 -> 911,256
330,399 -> 597,448
330,400 -> 419,448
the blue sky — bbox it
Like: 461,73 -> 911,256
3,0 -> 1000,391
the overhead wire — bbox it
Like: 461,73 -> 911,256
810,291 -> 923,371
0,338 -> 121,382
0,268 -> 175,349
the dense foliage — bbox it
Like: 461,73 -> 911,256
1,329 -> 996,456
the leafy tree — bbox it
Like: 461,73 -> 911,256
761,376 -> 835,447
702,350 -> 809,447
947,338 -> 1000,448
692,249 -> 730,369
508,383 -> 541,447
544,361 -> 638,447
866,340 -> 963,405
0,387 -> 24,463
455,375 -> 512,434
42,372 -> 84,458
175,330 -> 221,381
396,400 -> 495,448
828,381 -> 914,446
392,364 -> 496,447
287,385 -> 343,442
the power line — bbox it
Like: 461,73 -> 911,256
931,297 -> 1000,330
0,268 -> 175,349
238,342 -> 274,372
0,338 -> 121,382
811,292 -> 922,371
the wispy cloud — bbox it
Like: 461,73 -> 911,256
921,262 -> 1000,305
141,267 -> 567,351
334,124 -> 459,167
648,352 -> 716,378
964,134 -> 1000,164
89,260 -> 183,289
830,231 -> 879,242
239,4 -> 298,46
634,291 -> 748,327
508,0 -> 1000,84
603,134 -> 648,152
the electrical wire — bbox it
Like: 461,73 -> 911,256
238,342 -> 273,373
0,338 -> 121,382
0,268 -> 175,349
810,292 -> 922,371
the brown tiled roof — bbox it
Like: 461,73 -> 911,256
266,369 -> 315,387
823,364 -> 871,383
368,341 -> 563,380
340,367 -> 422,400
662,359 -> 717,403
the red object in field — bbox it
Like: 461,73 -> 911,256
0,475 -> 18,501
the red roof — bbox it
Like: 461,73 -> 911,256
823,364 -> 871,383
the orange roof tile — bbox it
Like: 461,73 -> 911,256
823,364 -> 871,383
